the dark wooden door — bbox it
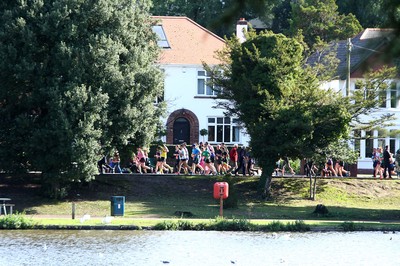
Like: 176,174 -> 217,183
173,118 -> 190,144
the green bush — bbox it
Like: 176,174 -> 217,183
152,218 -> 310,232
285,220 -> 310,232
153,220 -> 204,230
207,217 -> 253,231
258,220 -> 310,232
0,213 -> 35,229
340,221 -> 357,231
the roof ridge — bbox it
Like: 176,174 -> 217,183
151,16 -> 225,43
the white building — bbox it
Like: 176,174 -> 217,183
315,28 -> 400,173
153,16 -> 250,146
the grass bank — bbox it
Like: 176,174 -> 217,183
1,173 -> 400,230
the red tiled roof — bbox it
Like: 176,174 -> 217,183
153,16 -> 226,65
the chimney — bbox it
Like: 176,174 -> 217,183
236,18 -> 248,43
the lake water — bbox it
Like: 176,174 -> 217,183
0,230 -> 398,266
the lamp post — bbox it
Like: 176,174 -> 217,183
346,38 -> 352,96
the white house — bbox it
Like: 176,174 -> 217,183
152,16 -> 250,146
316,28 -> 400,173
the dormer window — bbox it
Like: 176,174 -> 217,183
152,25 -> 170,49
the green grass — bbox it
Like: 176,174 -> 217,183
3,174 -> 400,230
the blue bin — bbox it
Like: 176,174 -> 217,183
111,196 -> 125,216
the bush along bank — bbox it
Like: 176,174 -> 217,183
0,214 -> 310,232
153,218 -> 310,232
2,214 -> 400,231
0,213 -> 36,229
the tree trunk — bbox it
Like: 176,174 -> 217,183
258,162 -> 276,199
312,174 -> 317,201
262,174 -> 273,199
309,173 -> 313,199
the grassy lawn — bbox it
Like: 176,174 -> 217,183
2,174 -> 400,229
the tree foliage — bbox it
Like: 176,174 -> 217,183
349,66 -> 398,131
209,31 -> 350,197
0,0 -> 164,197
150,0 -> 282,37
289,0 -> 362,51
336,0 -> 387,28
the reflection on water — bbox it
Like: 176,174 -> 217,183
0,230 -> 398,266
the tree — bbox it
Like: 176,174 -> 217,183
209,31 -> 350,197
0,0 -> 164,197
289,0 -> 362,51
349,66 -> 398,131
150,0 -> 282,37
200,128 -> 208,142
336,0 -> 387,28
271,0 -> 292,34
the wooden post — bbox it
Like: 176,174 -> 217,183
346,38 -> 352,97
72,202 -> 76,220
219,186 -> 224,217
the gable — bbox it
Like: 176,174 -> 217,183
152,16 -> 226,65
308,28 -> 396,80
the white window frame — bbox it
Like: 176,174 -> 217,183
197,70 -> 218,96
207,116 -> 240,144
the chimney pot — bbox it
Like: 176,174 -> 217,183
236,18 -> 248,43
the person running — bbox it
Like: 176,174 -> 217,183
214,144 -> 223,174
234,146 -> 247,176
374,147 -> 383,179
112,151 -> 122,174
201,146 -> 217,175
229,144 -> 238,174
325,158 -> 337,176
160,144 -> 173,173
383,145 -> 392,179
154,147 -> 164,174
177,142 -> 190,174
173,145 -> 180,173
136,147 -> 151,174
191,143 -> 204,174
335,160 -> 350,177
220,151 -> 231,174
281,156 -> 295,176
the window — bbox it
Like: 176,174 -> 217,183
207,116 -> 240,143
152,25 -> 170,48
390,129 -> 396,153
154,93 -> 164,104
197,70 -> 218,96
379,89 -> 387,108
377,129 -> 386,149
364,130 -> 373,158
390,82 -> 399,108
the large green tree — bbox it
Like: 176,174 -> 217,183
0,0 -> 164,197
289,0 -> 362,51
210,31 -> 350,197
336,0 -> 387,28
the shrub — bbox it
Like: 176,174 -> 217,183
258,220 -> 310,232
285,220 -> 310,232
153,220 -> 201,230
340,221 -> 357,231
0,213 -> 35,229
207,217 -> 253,231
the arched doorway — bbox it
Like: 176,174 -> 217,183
166,109 -> 199,145
173,118 -> 190,144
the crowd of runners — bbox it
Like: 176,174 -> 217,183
98,142 -> 260,176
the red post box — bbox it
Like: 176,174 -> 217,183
213,182 -> 229,200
